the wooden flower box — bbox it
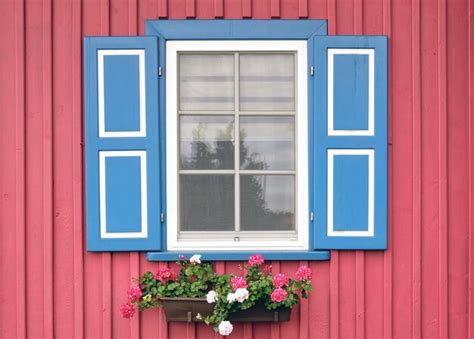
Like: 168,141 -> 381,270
160,297 -> 291,323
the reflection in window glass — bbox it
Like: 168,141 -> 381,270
180,175 -> 234,231
177,51 -> 298,238
179,54 -> 234,111
240,116 -> 295,170
240,175 -> 295,231
180,115 -> 234,170
240,54 -> 295,111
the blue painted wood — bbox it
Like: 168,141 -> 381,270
103,55 -> 141,132
84,36 -> 162,251
313,36 -> 388,250
105,156 -> 142,233
333,54 -> 369,131
333,155 -> 369,231
147,251 -> 330,262
145,20 -> 330,260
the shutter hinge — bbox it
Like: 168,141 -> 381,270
310,211 -> 314,222
158,66 -> 163,77
310,66 -> 314,76
160,212 -> 165,223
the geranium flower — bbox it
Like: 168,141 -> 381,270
248,254 -> 264,266
206,290 -> 218,303
120,303 -> 136,318
155,267 -> 178,284
218,321 -> 233,336
226,292 -> 237,303
127,286 -> 142,302
190,254 -> 202,264
271,288 -> 288,303
230,276 -> 247,290
295,265 -> 312,281
234,288 -> 249,303
272,273 -> 289,288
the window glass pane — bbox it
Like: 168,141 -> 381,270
180,175 -> 234,231
240,116 -> 295,170
180,115 -> 234,170
239,54 -> 295,111
240,175 -> 295,231
179,54 -> 234,111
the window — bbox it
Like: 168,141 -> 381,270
83,20 -> 387,258
166,41 -> 308,251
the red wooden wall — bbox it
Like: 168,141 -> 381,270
0,0 -> 473,338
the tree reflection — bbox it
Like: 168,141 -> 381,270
180,120 -> 294,231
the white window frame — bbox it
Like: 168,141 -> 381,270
166,40 -> 308,251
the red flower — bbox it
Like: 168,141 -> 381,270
295,265 -> 312,281
272,273 -> 289,288
120,303 -> 136,319
155,267 -> 178,284
127,286 -> 142,302
248,254 -> 264,266
230,276 -> 247,291
271,288 -> 288,303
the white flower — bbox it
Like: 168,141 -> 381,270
218,320 -> 233,336
206,290 -> 218,303
226,292 -> 237,303
190,254 -> 201,264
234,288 -> 249,303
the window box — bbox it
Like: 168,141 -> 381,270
160,297 -> 291,323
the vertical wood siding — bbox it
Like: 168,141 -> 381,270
0,0 -> 473,338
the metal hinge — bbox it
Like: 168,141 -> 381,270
160,212 -> 165,223
158,66 -> 163,77
310,66 -> 314,76
310,211 -> 314,222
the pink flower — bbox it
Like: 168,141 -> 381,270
120,303 -> 136,318
295,266 -> 312,281
230,276 -> 247,291
272,273 -> 288,288
271,288 -> 288,303
155,267 -> 178,284
248,254 -> 264,266
262,265 -> 273,275
127,286 -> 142,302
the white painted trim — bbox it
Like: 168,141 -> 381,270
99,150 -> 148,238
327,149 -> 374,237
166,40 -> 308,251
97,49 -> 146,138
327,49 -> 375,136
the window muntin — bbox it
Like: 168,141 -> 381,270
166,41 -> 308,251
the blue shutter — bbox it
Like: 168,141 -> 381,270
84,37 -> 161,251
313,36 -> 387,250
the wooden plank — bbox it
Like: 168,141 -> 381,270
15,0 -> 26,336
382,0 -> 393,337
242,0 -> 251,18
411,0 -> 422,337
437,0 -> 449,337
298,0 -> 308,18
271,0 -> 280,18
215,0 -> 224,18
469,0 -> 474,337
186,0 -> 195,18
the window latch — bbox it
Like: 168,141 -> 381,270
158,66 -> 163,77
310,66 -> 314,76
310,211 -> 314,222
160,212 -> 165,223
